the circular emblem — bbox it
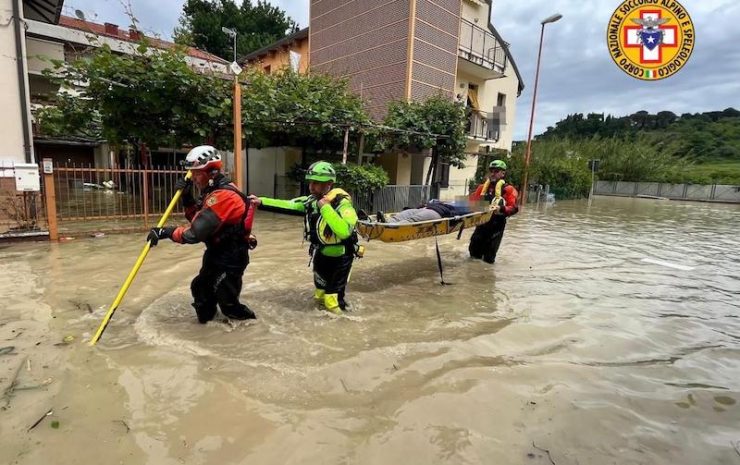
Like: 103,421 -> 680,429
206,196 -> 217,206
607,0 -> 695,80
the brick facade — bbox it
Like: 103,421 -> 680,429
310,0 -> 459,119
311,0 -> 412,119
410,0 -> 459,101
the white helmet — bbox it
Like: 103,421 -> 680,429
183,145 -> 222,171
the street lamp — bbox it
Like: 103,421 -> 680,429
221,26 -> 237,64
519,13 -> 562,207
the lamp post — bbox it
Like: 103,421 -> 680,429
222,27 -> 244,189
519,13 -> 562,207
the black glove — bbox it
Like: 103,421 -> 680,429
147,227 -> 175,246
175,178 -> 195,206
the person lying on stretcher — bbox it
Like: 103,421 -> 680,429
376,199 -> 472,223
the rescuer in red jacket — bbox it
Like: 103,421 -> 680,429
147,145 -> 257,323
469,159 -> 519,264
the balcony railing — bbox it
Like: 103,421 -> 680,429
458,19 -> 507,73
466,109 -> 504,141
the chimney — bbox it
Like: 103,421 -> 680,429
104,22 -> 119,36
129,27 -> 140,41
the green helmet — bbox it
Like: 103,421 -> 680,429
305,161 -> 336,182
489,160 -> 507,171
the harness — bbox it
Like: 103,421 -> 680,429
303,194 -> 359,258
201,178 -> 255,245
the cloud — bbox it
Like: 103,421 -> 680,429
494,0 -> 740,139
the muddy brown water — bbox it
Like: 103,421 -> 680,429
1,196 -> 739,464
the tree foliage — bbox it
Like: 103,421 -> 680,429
174,0 -> 297,60
242,68 -> 371,150
540,109 -> 740,162
494,136 -> 696,199
334,163 -> 390,195
38,41 -> 233,150
378,95 -> 468,168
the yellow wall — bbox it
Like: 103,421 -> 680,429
248,37 -> 310,74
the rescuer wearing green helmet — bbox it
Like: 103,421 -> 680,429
248,161 -> 360,314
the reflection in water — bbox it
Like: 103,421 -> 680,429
1,196 -> 739,465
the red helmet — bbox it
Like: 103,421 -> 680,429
183,145 -> 222,171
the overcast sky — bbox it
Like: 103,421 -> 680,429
64,0 -> 740,140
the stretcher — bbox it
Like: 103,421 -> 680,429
356,210 -> 493,243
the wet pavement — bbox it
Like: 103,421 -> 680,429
1,196 -> 739,464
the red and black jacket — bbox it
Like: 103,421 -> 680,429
172,175 -> 252,269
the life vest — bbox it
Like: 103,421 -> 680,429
303,193 -> 358,251
200,179 -> 255,245
490,179 -> 507,209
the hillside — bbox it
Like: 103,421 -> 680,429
538,108 -> 740,184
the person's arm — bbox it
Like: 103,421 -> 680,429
319,197 -> 357,240
252,195 -> 309,217
500,185 -> 519,216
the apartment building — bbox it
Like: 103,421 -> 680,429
310,0 -> 524,198
2,1 -> 228,169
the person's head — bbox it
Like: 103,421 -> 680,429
184,145 -> 222,189
488,159 -> 507,181
305,161 -> 336,197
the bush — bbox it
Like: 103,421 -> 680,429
334,163 -> 389,195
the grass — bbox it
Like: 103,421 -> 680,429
689,159 -> 740,185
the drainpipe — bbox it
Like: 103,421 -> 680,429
13,0 -> 34,163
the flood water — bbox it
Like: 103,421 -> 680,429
1,196 -> 739,464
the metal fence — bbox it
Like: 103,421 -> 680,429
354,185 -> 431,213
458,18 -> 507,72
52,164 -> 187,232
595,180 -> 740,203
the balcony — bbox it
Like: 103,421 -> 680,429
458,19 -> 507,79
466,107 -> 506,142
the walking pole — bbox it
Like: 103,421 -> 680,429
89,170 -> 193,346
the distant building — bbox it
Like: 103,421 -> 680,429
243,27 -> 309,74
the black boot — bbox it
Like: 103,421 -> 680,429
192,302 -> 217,324
222,303 -> 257,320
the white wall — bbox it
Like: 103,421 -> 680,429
246,146 -> 302,197
0,0 -> 33,164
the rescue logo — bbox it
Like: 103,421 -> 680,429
607,0 -> 695,80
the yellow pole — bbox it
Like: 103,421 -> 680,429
89,170 -> 193,346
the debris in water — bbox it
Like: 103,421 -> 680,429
532,441 -> 556,465
50,420 -> 60,429
640,257 -> 694,271
27,408 -> 53,431
0,346 -> 15,356
90,232 -> 105,238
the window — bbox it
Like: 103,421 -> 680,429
439,162 -> 450,188
497,92 -> 506,107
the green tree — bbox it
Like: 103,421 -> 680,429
241,68 -> 370,153
174,0 -> 297,61
38,40 -> 233,162
379,95 -> 467,169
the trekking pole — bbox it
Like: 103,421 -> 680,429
89,171 -> 192,346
